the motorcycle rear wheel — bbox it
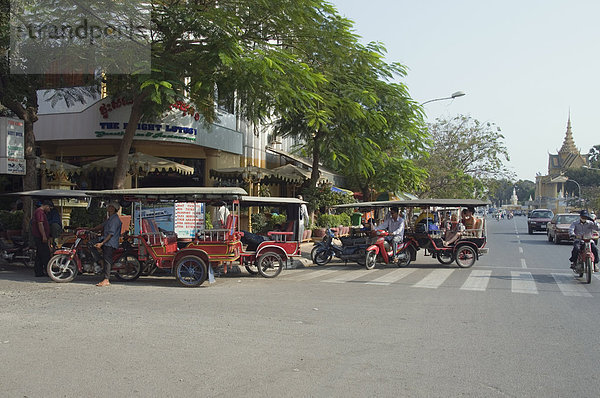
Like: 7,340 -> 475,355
47,254 -> 77,283
113,254 -> 142,281
436,251 -> 453,265
22,248 -> 36,267
396,248 -> 413,267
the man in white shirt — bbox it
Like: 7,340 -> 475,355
375,206 -> 405,258
213,202 -> 230,229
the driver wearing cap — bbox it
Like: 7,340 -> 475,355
569,210 -> 600,272
92,201 -> 122,287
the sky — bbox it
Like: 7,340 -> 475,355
329,0 -> 600,181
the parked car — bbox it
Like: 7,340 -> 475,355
527,209 -> 554,234
547,213 -> 600,245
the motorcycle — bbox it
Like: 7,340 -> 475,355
311,228 -> 372,267
364,230 -> 418,270
572,237 -> 595,284
47,229 -> 142,283
0,234 -> 36,267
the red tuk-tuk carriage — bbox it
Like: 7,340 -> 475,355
94,187 -> 248,287
237,195 -> 307,278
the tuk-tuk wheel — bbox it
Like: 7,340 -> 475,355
455,245 -> 476,268
175,256 -> 208,287
257,252 -> 284,278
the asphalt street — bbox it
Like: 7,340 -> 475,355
1,216 -> 599,397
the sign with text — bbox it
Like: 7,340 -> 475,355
0,117 -> 25,175
174,202 -> 205,238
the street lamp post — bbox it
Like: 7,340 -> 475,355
420,91 -> 466,106
566,178 -> 582,209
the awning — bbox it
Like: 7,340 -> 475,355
36,157 -> 81,175
266,146 -> 344,185
210,164 -> 314,184
82,152 -> 194,175
210,166 -> 274,182
331,186 -> 353,195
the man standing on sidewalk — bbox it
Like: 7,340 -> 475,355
31,200 -> 53,277
93,202 -> 122,287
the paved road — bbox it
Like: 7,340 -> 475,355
1,216 -> 599,397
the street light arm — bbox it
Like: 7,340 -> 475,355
420,91 -> 466,106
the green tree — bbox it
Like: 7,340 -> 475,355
0,0 -> 97,228
107,0 -> 328,188
416,115 -> 511,199
273,12 -> 427,195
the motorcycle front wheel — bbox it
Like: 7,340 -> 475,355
365,250 -> 377,270
585,257 -> 592,284
313,248 -> 332,266
47,254 -> 78,283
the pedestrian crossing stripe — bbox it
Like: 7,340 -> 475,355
280,268 -> 599,297
460,269 -> 492,291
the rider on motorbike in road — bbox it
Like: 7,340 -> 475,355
373,206 -> 405,260
569,210 -> 600,272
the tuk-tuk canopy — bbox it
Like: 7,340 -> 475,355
94,187 -> 248,201
335,198 -> 488,209
240,196 -> 307,206
5,189 -> 93,199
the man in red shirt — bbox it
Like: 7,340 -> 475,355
31,200 -> 53,277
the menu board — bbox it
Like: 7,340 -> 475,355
174,202 -> 204,238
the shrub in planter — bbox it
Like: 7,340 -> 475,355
0,210 -> 23,231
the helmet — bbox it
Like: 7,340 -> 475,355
591,213 -> 597,221
580,210 -> 591,220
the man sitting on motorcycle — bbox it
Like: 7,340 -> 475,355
374,206 -> 405,259
569,210 -> 600,272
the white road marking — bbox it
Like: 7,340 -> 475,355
460,270 -> 492,291
365,268 -> 417,285
413,269 -> 454,289
285,269 -> 338,281
551,273 -> 593,297
521,259 -> 527,269
511,271 -> 538,294
322,270 -> 370,284
519,247 -> 523,254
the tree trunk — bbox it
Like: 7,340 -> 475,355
22,109 -> 38,231
309,132 -> 322,188
112,93 -> 147,189
3,98 -> 38,231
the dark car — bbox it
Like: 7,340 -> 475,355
527,209 -> 554,234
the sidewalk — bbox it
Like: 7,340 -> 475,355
294,241 -> 316,268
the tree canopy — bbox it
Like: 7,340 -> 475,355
416,115 -> 511,199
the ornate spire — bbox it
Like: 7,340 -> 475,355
559,112 -> 577,154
